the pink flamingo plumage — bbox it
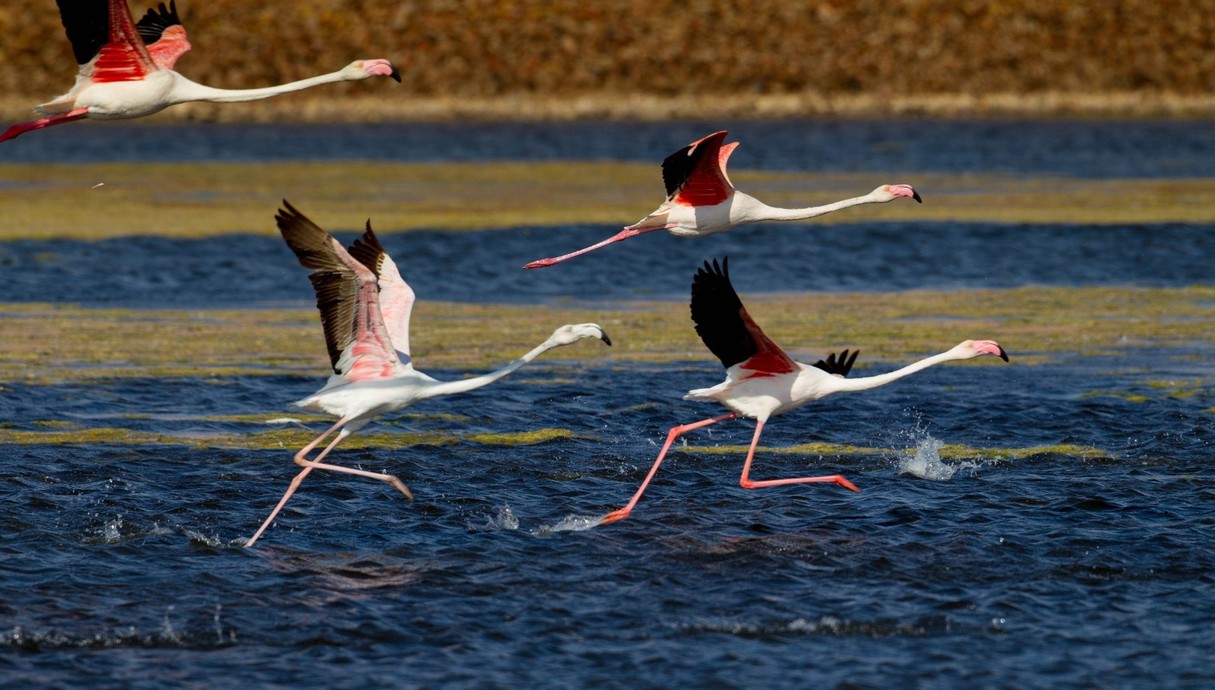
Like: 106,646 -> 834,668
599,257 -> 1008,525
1,0 -> 401,144
246,202 -> 611,547
524,130 -> 922,269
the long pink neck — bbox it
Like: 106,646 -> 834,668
750,191 -> 885,222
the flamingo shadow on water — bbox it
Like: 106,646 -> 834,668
1,0 -> 401,144
523,130 -> 922,269
246,202 -> 611,547
597,257 -> 1008,525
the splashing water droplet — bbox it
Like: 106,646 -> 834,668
898,436 -> 958,480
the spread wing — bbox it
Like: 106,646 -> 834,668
813,349 -> 859,377
661,130 -> 737,206
56,0 -> 158,81
136,0 -> 190,69
690,257 -> 796,376
346,222 -> 416,366
275,201 -> 404,381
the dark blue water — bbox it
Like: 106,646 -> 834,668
3,121 -> 1215,688
3,119 -> 1215,178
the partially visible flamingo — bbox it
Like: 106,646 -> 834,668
246,202 -> 611,547
524,130 -> 922,269
598,257 -> 1007,525
1,0 -> 400,144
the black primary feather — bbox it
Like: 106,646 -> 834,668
661,136 -> 712,199
346,220 -> 386,279
55,0 -> 111,66
137,0 -> 183,44
813,349 -> 859,377
690,257 -> 757,369
275,201 -> 362,373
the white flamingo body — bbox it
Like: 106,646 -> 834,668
2,1 -> 400,143
598,257 -> 1007,525
524,130 -> 922,268
245,202 -> 611,547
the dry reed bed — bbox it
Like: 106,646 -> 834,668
3,1 -> 1215,120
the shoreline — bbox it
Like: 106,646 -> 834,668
4,91 -> 1215,123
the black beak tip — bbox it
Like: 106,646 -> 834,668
912,190 -> 923,204
601,333 -> 613,347
389,67 -> 402,83
999,347 -> 1009,362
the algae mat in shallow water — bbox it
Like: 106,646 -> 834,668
2,284 -> 1213,384
4,163 -> 1215,239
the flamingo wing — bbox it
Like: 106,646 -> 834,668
136,0 -> 191,69
661,130 -> 736,206
56,0 -> 158,81
690,257 -> 796,375
275,202 -> 404,381
346,221 -> 416,365
813,349 -> 859,377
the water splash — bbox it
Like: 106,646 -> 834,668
468,505 -> 520,532
534,514 -> 603,535
893,428 -> 984,481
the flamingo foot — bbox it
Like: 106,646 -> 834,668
834,475 -> 862,492
599,509 -> 631,525
386,475 -> 415,501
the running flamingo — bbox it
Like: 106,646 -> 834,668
598,257 -> 1007,525
1,0 -> 400,143
524,130 -> 922,268
246,202 -> 611,547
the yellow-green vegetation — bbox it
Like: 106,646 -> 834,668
4,163 -> 1215,240
0,424 -> 578,450
2,284 -> 1213,384
2,1 -> 1214,119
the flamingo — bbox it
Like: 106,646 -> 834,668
523,130 -> 922,269
246,202 -> 612,547
0,0 -> 401,144
598,257 -> 1008,525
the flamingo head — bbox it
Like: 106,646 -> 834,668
346,59 -> 402,82
954,339 -> 1010,362
547,323 -> 613,348
875,184 -> 923,203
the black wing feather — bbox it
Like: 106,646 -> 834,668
661,137 -> 713,200
136,1 -> 183,44
55,0 -> 111,66
813,349 -> 859,377
346,220 -> 385,278
275,201 -> 360,373
689,257 -> 757,369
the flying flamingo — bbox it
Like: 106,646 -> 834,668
0,0 -> 401,144
523,130 -> 922,269
246,202 -> 612,547
598,257 -> 1007,525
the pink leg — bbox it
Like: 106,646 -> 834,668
0,109 -> 89,144
600,413 -> 736,525
245,419 -> 412,547
738,420 -> 861,492
523,224 -> 669,269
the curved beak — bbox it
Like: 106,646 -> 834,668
997,346 -> 1009,362
389,66 -> 402,83
912,190 -> 923,204
600,331 -> 613,347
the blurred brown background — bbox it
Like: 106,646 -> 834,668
2,0 -> 1214,120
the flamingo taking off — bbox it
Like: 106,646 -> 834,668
246,202 -> 611,547
598,257 -> 1007,525
0,0 -> 401,144
523,130 -> 922,269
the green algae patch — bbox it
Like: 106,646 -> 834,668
464,428 -> 577,446
4,163 -> 1215,240
3,284 -> 1215,383
0,424 -> 583,450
